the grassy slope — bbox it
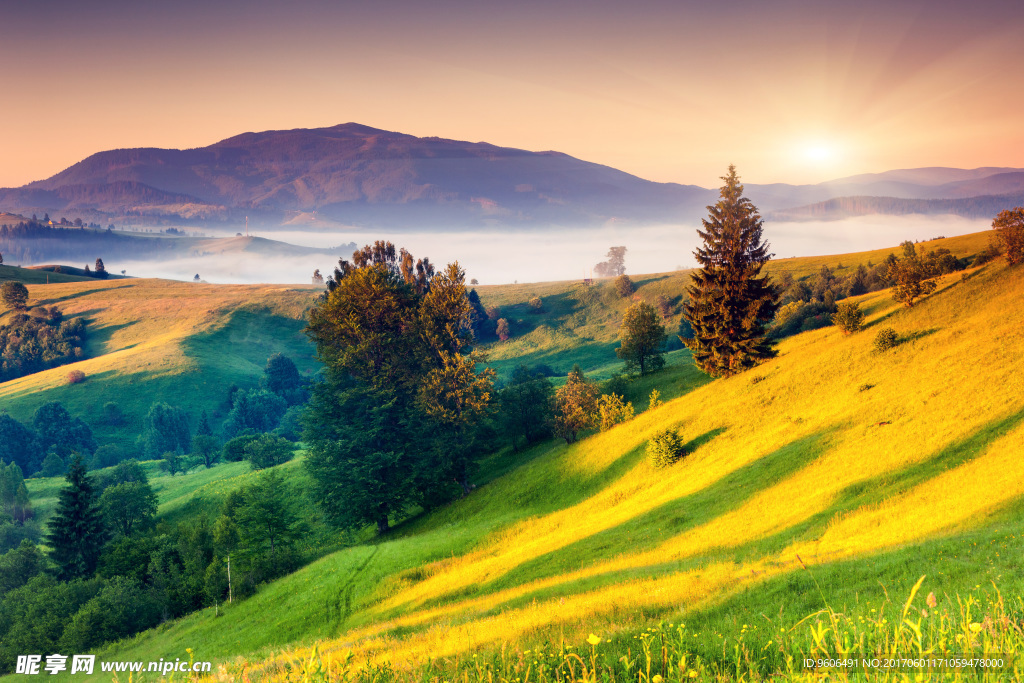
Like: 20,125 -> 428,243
0,263 -> 96,284
41,230 -> 1019,681
4,229 -> 1012,681
0,278 -> 321,450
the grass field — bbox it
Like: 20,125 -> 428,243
0,276 -> 321,451
4,229 -> 1020,682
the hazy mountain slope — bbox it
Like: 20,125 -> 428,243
6,124 -> 714,228
7,124 -> 1019,229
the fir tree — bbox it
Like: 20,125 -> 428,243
46,455 -> 108,579
683,166 -> 779,377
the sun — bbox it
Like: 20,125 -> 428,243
802,142 -> 836,164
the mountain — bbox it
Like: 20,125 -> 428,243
1,125 -> 1021,227
0,124 -> 715,228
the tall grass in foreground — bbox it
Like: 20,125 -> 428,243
217,580 -> 1023,682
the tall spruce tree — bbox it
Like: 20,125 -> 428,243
683,166 -> 779,377
46,455 -> 108,579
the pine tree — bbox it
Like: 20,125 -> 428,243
684,166 -> 779,377
46,455 -> 108,579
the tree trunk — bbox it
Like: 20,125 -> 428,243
377,516 -> 390,535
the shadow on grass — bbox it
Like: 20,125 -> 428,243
479,429 -> 830,592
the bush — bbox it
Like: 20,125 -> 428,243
40,452 -> 66,477
223,433 -> 260,462
832,302 -> 864,335
614,274 -> 635,298
66,370 -> 86,384
243,434 -> 294,470
529,296 -> 543,311
495,318 -> 511,341
648,428 -> 685,468
874,327 -> 899,352
597,393 -> 634,431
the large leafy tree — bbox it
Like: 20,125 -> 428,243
33,402 -> 97,459
617,300 -> 667,376
144,403 -> 191,457
0,281 -> 29,310
0,415 -> 43,477
499,365 -> 555,451
553,365 -> 600,444
100,481 -> 158,536
304,245 -> 492,533
888,242 -> 937,307
46,455 -> 108,580
992,207 -> 1024,266
684,166 -> 779,377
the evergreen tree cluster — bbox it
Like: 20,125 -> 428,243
304,242 -> 496,534
0,402 -> 97,478
0,306 -> 87,382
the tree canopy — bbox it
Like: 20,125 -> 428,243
303,244 -> 493,533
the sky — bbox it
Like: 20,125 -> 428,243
1,0 -> 1023,189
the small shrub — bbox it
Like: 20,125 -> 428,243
597,393 -> 634,431
614,274 -> 635,298
832,301 -> 865,335
601,372 -> 630,397
749,374 -> 767,385
648,428 -> 685,468
647,388 -> 663,410
529,296 -> 543,311
496,318 -> 511,341
858,383 -> 874,392
66,370 -> 86,384
874,327 -> 899,352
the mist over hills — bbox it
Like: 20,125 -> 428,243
0,123 -> 1021,228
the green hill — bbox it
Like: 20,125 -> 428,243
4,230 -> 1019,682
0,278 -> 321,451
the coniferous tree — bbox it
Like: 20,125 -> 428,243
94,258 -> 108,278
46,455 -> 108,579
684,166 -> 779,377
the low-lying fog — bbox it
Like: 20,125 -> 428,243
113,215 -> 990,285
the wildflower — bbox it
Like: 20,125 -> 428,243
926,592 -> 937,608
689,671 -> 699,678
969,623 -> 982,633
587,634 -> 602,646
653,676 -> 664,683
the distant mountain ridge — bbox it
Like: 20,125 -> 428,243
1,124 -> 1021,227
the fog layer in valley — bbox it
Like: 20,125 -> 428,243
111,215 -> 989,285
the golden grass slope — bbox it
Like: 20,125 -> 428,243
253,250 -> 1022,676
0,278 -> 320,435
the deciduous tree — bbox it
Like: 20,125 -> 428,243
553,365 -> 599,444
992,207 -> 1024,265
616,301 -> 666,376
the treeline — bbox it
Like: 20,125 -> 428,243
0,457 -> 309,670
0,351 -> 321,665
0,306 -> 87,382
767,241 -> 969,338
0,219 -> 176,263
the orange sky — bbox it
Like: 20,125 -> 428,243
1,0 -> 1022,189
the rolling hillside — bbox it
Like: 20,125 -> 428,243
0,277 -> 321,452
4,230 -> 1020,681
